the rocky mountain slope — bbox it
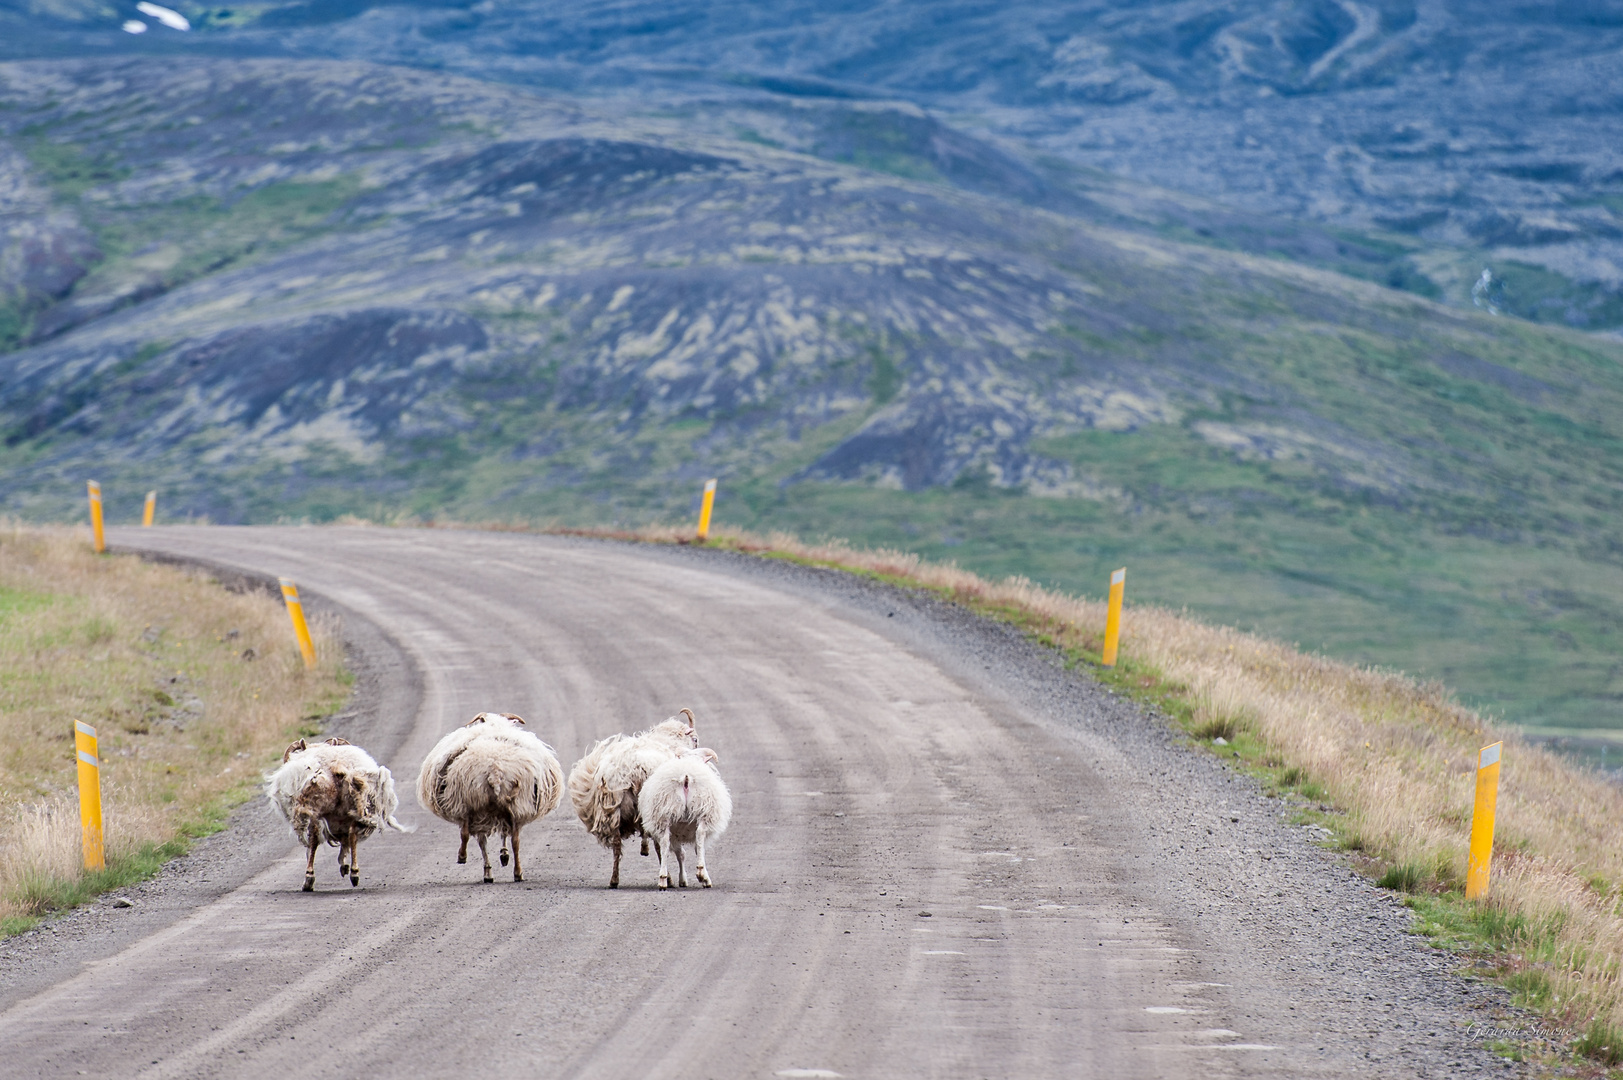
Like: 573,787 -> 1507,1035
0,42 -> 1620,737
7,1 -> 1623,329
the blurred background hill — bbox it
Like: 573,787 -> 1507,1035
1,2 -> 1621,746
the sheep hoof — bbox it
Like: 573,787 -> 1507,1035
457,854 -> 467,864
608,880 -> 619,890
640,840 -> 649,856
350,874 -> 359,887
484,875 -> 494,884
698,873 -> 712,887
302,878 -> 314,893
513,871 -> 523,882
658,876 -> 669,890
500,850 -> 509,867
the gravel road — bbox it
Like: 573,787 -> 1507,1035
0,527 -> 1526,1078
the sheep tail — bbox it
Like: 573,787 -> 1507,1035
385,814 -> 415,833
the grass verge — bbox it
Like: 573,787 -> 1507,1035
0,526 -> 350,933
428,517 -> 1622,1070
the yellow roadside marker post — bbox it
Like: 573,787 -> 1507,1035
87,481 -> 106,553
1101,567 -> 1126,667
696,478 -> 718,542
1465,741 -> 1503,900
279,577 -> 318,669
142,490 -> 156,527
75,720 -> 104,871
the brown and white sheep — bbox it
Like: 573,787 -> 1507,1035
416,712 -> 564,883
566,708 -> 699,888
638,748 -> 731,889
267,737 -> 409,892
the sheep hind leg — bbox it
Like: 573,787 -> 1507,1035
303,832 -> 319,892
675,840 -> 687,888
695,830 -> 712,888
640,831 -> 649,857
510,826 -> 523,882
656,828 -> 672,890
457,824 -> 469,864
499,829 -> 509,868
609,838 -> 621,889
349,830 -> 360,887
477,833 -> 492,884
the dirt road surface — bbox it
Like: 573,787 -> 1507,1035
0,527 -> 1520,1078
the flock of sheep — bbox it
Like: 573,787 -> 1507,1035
266,708 -> 732,891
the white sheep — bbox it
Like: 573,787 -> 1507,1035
567,708 -> 698,888
416,712 -> 564,883
638,747 -> 731,890
267,737 -> 409,891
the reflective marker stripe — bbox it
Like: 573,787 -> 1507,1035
77,750 -> 99,768
1111,568 -> 1126,585
1480,742 -> 1502,769
74,720 -> 97,737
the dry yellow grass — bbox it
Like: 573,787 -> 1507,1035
0,525 -> 349,926
518,521 -> 1623,1051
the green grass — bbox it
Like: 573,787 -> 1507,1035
1,786 -> 244,935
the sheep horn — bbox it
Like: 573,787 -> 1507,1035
678,707 -> 696,728
505,714 -> 526,725
282,739 -> 307,762
324,736 -> 351,746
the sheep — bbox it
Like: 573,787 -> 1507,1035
638,747 -> 731,890
566,708 -> 699,888
267,736 -> 409,892
416,712 -> 564,883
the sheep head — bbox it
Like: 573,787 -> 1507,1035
464,712 -> 526,728
679,708 -> 697,740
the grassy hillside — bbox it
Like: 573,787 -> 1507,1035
2,59 -> 1621,742
275,272 -> 1623,738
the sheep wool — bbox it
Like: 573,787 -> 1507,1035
566,708 -> 699,888
267,737 -> 408,891
637,748 -> 731,890
416,712 -> 564,883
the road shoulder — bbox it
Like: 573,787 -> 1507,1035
0,554 -> 422,1012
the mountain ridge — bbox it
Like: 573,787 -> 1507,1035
1,51 -> 1621,737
